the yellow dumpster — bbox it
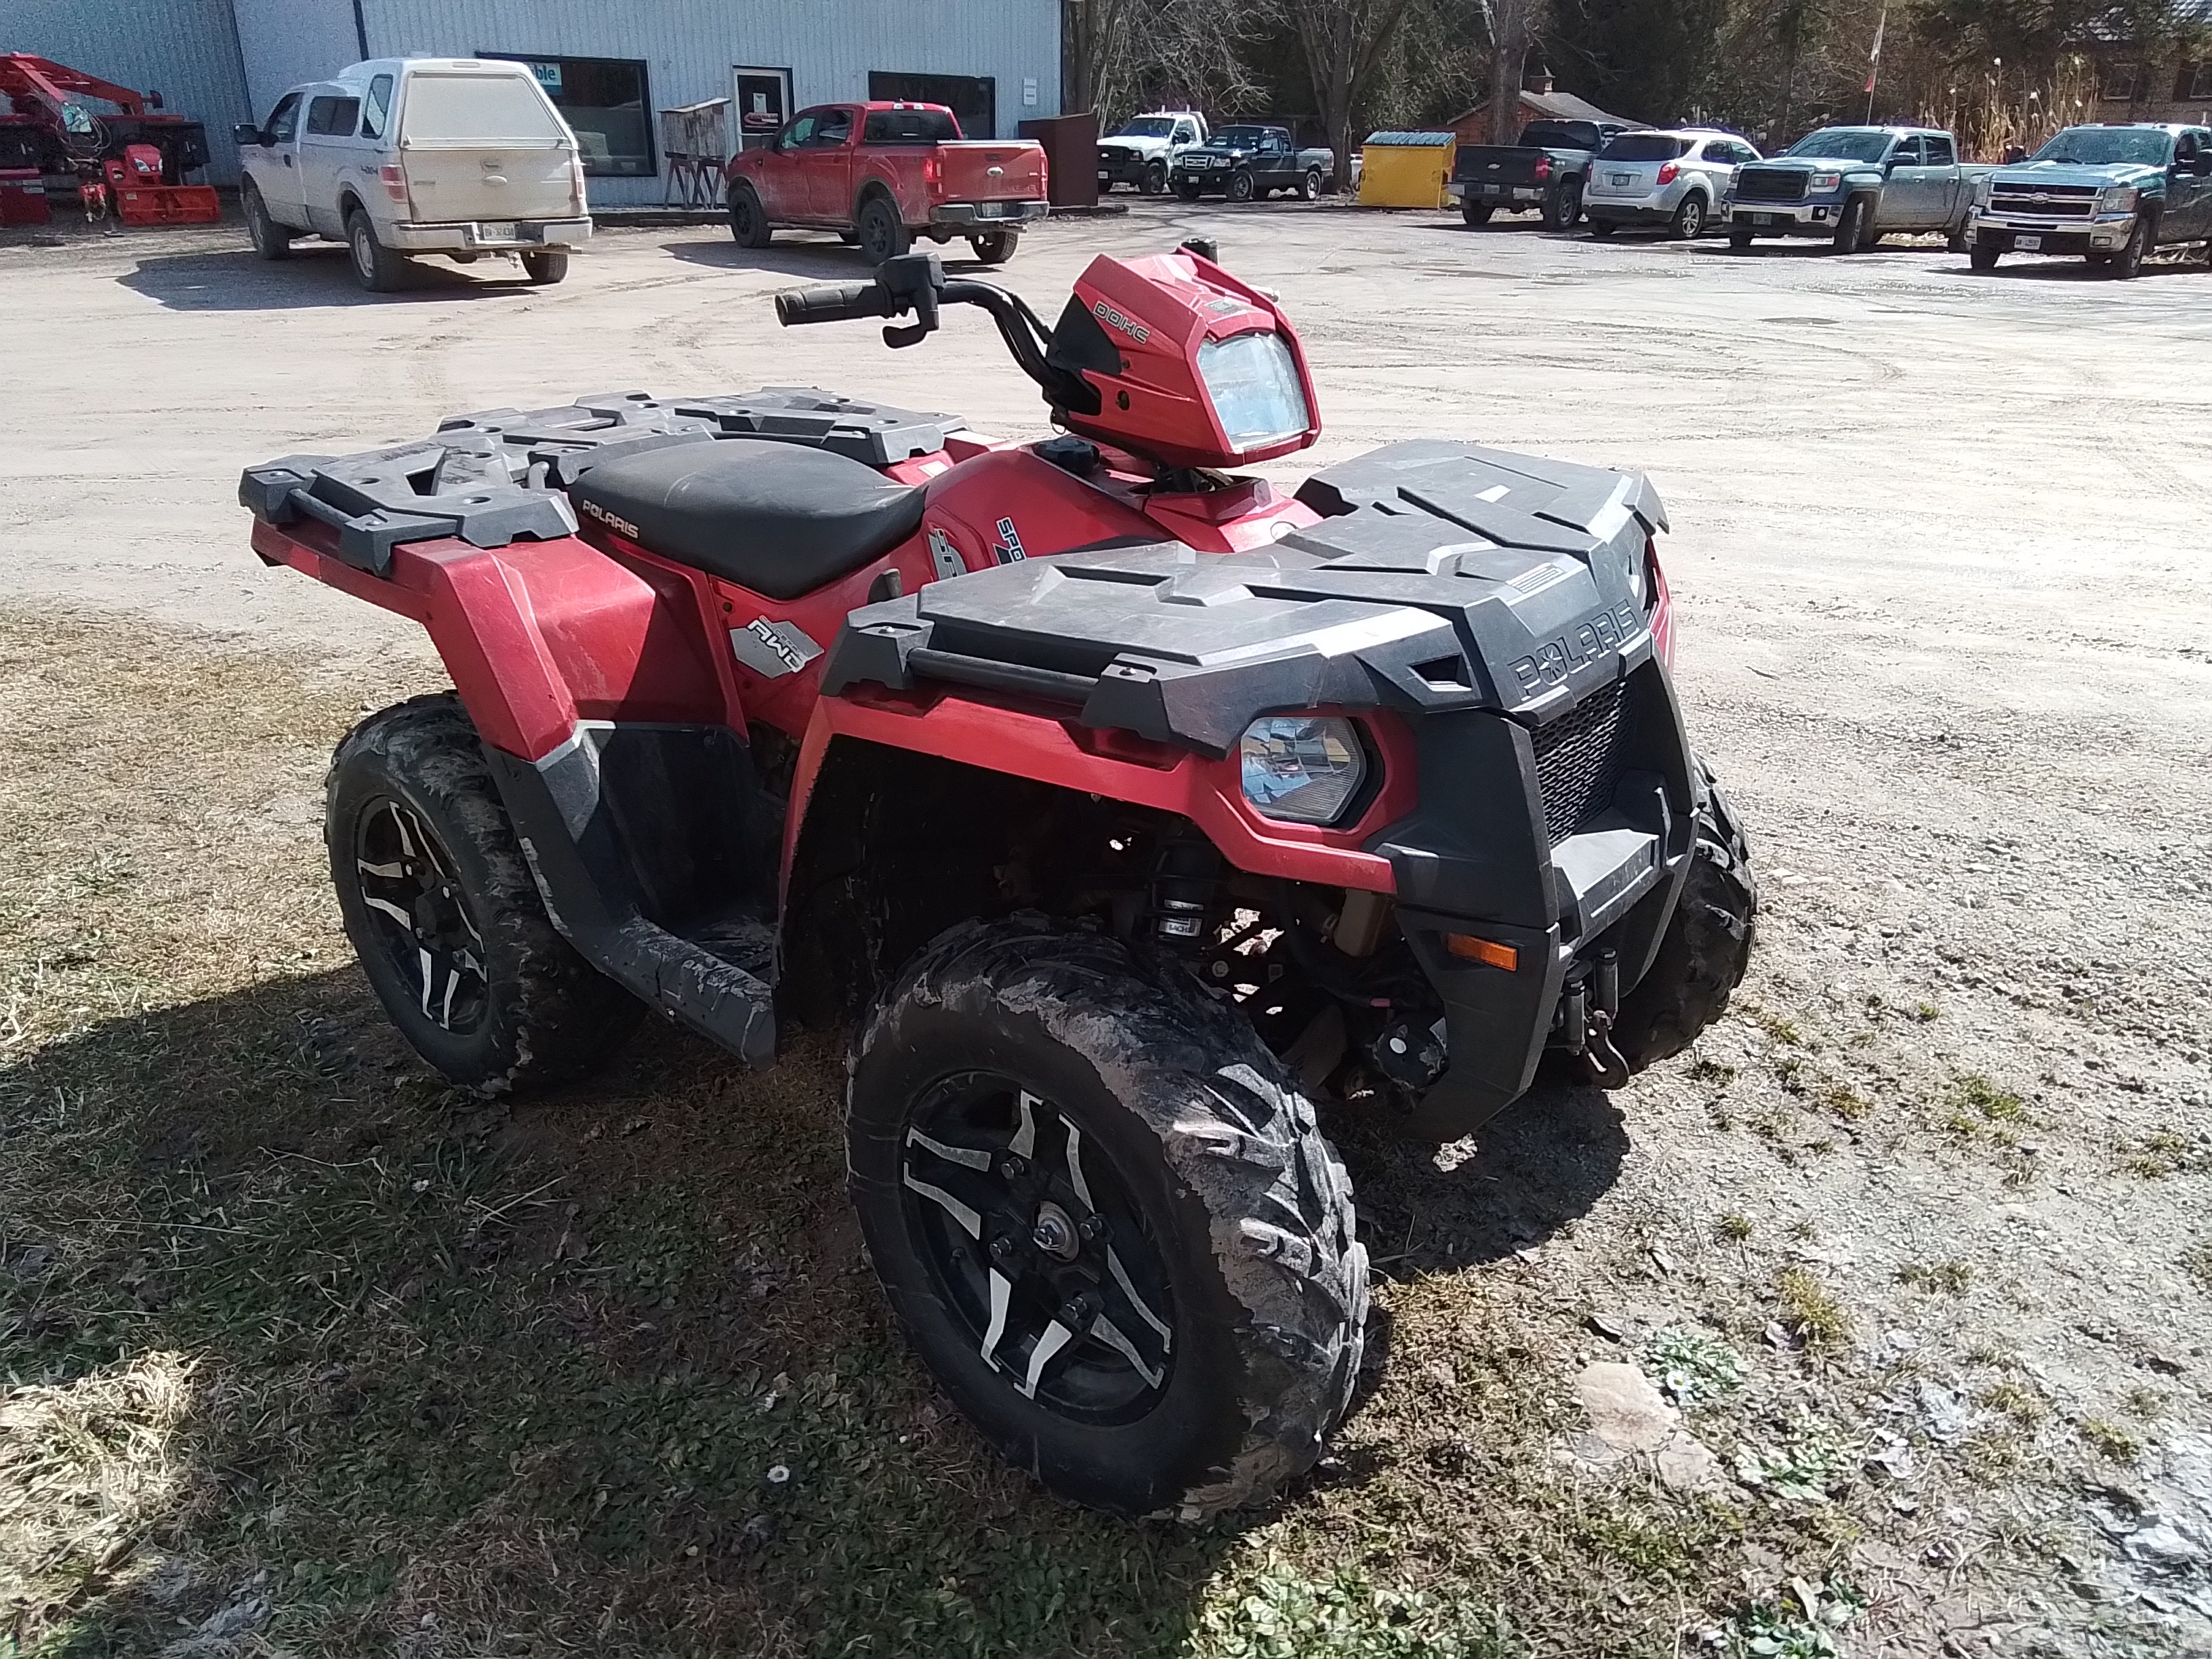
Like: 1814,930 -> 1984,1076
1357,131 -> 1456,208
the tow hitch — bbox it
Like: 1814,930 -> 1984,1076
1569,948 -> 1631,1088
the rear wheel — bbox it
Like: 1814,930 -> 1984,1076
849,920 -> 1367,1519
520,249 -> 567,285
1460,201 -> 1493,227
1299,166 -> 1322,201
1668,194 -> 1706,239
327,695 -> 643,1095
1971,239 -> 2001,271
345,208 -> 407,293
967,228 -> 1019,264
857,194 -> 911,264
1542,178 -> 1582,230
1832,194 -> 1871,253
243,179 -> 291,260
1610,758 -> 1758,1073
1589,216 -> 1618,237
1227,169 -> 1256,203
1728,226 -> 1755,249
728,184 -> 771,249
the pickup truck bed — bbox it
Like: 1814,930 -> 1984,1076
1447,119 -> 1633,230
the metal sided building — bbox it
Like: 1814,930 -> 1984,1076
11,0 -> 1061,199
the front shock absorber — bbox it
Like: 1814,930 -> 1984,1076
1149,833 -> 1219,946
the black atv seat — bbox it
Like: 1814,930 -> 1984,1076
567,438 -> 926,600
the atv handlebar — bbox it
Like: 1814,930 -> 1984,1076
773,254 -> 1098,416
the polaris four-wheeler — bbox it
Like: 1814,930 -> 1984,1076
241,242 -> 1755,1520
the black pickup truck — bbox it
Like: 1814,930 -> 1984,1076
1448,117 -> 1637,229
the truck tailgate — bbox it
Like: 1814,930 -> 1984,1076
935,141 -> 1047,201
1454,145 -> 1547,186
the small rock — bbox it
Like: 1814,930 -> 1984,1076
1586,1312 -> 1628,1342
1649,1247 -> 1676,1276
1763,1320 -> 1801,1350
2123,1519 -> 2209,1570
1658,1433 -> 1718,1491
1575,1361 -> 1678,1453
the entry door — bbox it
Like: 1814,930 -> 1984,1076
733,68 -> 792,152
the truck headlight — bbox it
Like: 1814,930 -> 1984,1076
1808,171 -> 1842,192
1240,717 -> 1368,825
2098,185 -> 2139,214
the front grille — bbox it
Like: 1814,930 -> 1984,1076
1735,167 -> 1808,203
1529,679 -> 1629,846
1989,184 -> 2096,218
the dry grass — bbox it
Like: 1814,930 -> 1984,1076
1774,1267 -> 1853,1349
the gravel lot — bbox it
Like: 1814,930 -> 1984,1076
3,203 -> 2210,1655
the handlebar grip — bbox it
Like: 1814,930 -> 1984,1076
774,283 -> 890,326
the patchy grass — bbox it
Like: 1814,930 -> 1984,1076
1773,1268 -> 1853,1349
1813,1081 -> 1871,1122
1714,1214 -> 1755,1244
1978,1380 -> 2048,1427
1896,1261 -> 1972,1295
2182,1240 -> 2212,1290
2118,1130 -> 2212,1180
2077,1418 -> 2144,1465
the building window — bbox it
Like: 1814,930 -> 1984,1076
867,72 -> 996,140
2100,60 -> 2140,100
483,54 -> 653,176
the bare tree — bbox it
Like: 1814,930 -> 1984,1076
1070,0 -> 1265,129
1479,0 -> 1541,140
1277,0 -> 1422,188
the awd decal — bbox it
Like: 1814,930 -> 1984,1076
1091,299 -> 1151,344
1505,604 -> 1643,692
993,516 -> 1027,564
928,525 -> 965,579
729,617 -> 823,678
576,497 -> 640,539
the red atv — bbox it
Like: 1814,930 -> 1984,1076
241,242 -> 1755,1519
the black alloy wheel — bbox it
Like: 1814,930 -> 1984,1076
1142,159 -> 1167,195
352,797 -> 491,1038
858,194 -> 910,264
728,184 -> 771,249
1227,169 -> 1256,203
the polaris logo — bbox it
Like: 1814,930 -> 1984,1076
1092,299 -> 1151,344
577,497 -> 639,539
1506,604 -> 1643,691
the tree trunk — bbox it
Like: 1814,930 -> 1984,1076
1489,0 -> 1530,144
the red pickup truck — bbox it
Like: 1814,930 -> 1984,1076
724,101 -> 1050,265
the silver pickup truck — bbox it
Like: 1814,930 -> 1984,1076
1725,125 -> 1991,253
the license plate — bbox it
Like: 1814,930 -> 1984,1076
2015,234 -> 2041,250
476,221 -> 518,243
972,203 -> 1006,219
1097,170 -> 1111,181
1610,173 -> 1632,186
1751,213 -> 1774,226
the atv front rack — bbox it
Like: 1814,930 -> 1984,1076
239,389 -> 961,575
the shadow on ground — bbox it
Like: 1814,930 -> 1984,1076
117,245 -> 545,311
660,234 -> 1012,280
0,968 -> 1280,1656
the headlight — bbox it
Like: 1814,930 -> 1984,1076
1240,717 -> 1368,825
2098,185 -> 2139,214
1808,171 -> 1841,192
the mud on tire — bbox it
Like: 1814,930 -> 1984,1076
848,918 -> 1368,1519
327,693 -> 643,1095
1611,757 -> 1758,1071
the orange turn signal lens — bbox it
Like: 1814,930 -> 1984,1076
1445,933 -> 1518,972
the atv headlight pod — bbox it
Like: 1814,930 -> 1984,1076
1240,716 -> 1368,825
1198,329 -> 1311,453
1807,170 -> 1842,192
2097,184 -> 2139,215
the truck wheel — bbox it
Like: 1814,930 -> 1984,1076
1542,178 -> 1582,230
1142,160 -> 1167,196
520,249 -> 567,285
1728,226 -> 1755,249
1831,194 -> 1871,254
1971,239 -> 2001,272
243,180 -> 291,260
1227,169 -> 1256,203
1460,201 -> 1493,227
345,208 -> 407,293
2112,214 -> 2151,279
1947,220 -> 1971,253
1299,166 -> 1322,201
727,184 -> 772,249
1176,180 -> 1203,203
1610,758 -> 1758,1073
327,695 -> 643,1096
849,919 -> 1368,1520
967,229 -> 1019,264
857,194 -> 910,264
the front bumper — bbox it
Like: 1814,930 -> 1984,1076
1449,179 -> 1547,205
1727,199 -> 1843,235
384,216 -> 592,252
929,199 -> 1049,228
1382,658 -> 1697,1139
1972,211 -> 2134,254
1097,153 -> 1152,185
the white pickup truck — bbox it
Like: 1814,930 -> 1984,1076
234,58 -> 592,292
1096,110 -> 1209,195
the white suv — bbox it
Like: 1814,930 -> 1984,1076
235,58 -> 592,291
1583,129 -> 1761,239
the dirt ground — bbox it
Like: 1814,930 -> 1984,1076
3,203 -> 2210,1658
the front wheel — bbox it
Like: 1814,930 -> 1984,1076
1971,239 -> 2001,272
2111,215 -> 2151,279
1610,758 -> 1757,1072
1832,194 -> 1871,254
728,184 -> 772,249
1176,180 -> 1202,203
1668,194 -> 1706,240
967,228 -> 1019,264
1141,160 -> 1167,196
520,249 -> 567,285
1227,169 -> 1256,203
243,180 -> 291,260
849,920 -> 1367,1519
327,695 -> 643,1094
1460,201 -> 1493,227
345,208 -> 407,293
